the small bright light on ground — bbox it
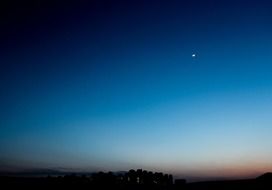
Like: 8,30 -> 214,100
192,54 -> 196,57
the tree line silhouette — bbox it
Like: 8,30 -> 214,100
2,170 -> 272,189
91,169 -> 173,186
0,169 -> 178,190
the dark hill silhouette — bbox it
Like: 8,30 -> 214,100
1,170 -> 272,189
256,172 -> 272,180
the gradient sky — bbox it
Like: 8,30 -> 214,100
1,0 -> 272,180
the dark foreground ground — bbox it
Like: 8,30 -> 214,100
1,172 -> 272,190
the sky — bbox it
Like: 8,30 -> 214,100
1,0 -> 272,180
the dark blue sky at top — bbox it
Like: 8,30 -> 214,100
1,0 -> 272,179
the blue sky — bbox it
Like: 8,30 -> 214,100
1,0 -> 272,179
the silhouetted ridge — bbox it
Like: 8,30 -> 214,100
2,170 -> 272,189
256,172 -> 272,180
